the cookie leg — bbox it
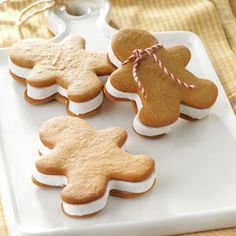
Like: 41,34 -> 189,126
67,74 -> 104,116
33,151 -> 66,187
181,72 -> 218,119
61,177 -> 108,217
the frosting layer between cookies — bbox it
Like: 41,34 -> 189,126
9,59 -> 107,116
106,78 -> 173,136
106,78 -> 210,136
33,139 -> 156,217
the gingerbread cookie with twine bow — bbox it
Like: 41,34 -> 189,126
105,28 -> 218,138
9,34 -> 114,116
33,116 -> 156,217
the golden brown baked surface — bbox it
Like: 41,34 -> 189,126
108,28 -> 218,127
35,116 -> 155,204
9,35 -> 115,102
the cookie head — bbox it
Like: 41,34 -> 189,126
111,28 -> 158,63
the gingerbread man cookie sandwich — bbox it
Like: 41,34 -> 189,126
105,28 -> 218,138
9,35 -> 114,116
33,116 -> 156,217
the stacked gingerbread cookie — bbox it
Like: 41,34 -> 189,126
8,28 -> 218,217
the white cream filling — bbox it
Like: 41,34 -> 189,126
106,42 -> 211,136
106,79 -> 172,136
33,140 -> 156,216
9,59 -> 108,115
108,41 -> 122,68
180,104 -> 210,119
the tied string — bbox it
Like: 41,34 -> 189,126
17,0 -> 56,26
122,44 -> 195,100
0,0 -> 56,26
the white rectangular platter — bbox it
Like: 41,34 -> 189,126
1,31 -> 236,236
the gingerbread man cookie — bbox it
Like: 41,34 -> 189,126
9,35 -> 114,116
105,28 -> 218,138
33,116 -> 156,217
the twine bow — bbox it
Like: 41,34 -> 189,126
122,44 -> 195,100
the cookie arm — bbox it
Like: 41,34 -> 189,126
108,67 -> 137,93
88,52 -> 115,75
35,149 -> 64,175
97,127 -> 127,147
108,150 -> 155,182
67,71 -> 102,102
26,62 -> 59,87
165,45 -> 191,67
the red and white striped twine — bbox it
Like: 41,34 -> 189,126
122,44 -> 194,100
